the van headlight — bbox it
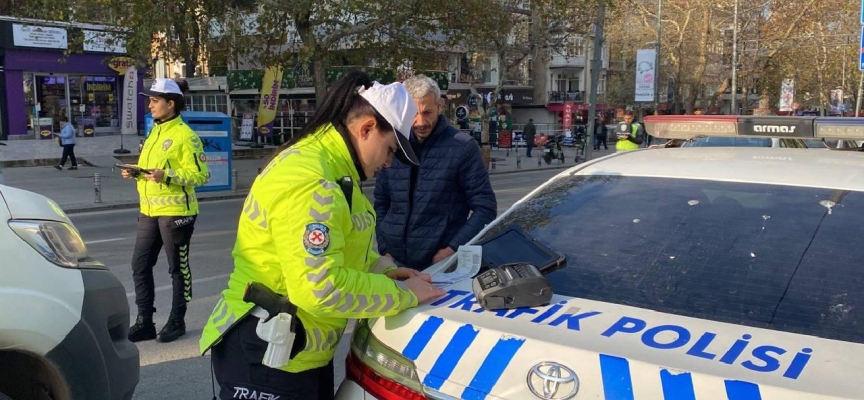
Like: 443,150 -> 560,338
9,220 -> 89,268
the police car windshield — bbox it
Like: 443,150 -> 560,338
478,176 -> 864,344
682,137 -> 772,147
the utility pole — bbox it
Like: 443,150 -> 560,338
586,2 -> 605,161
730,0 -> 739,115
654,0 -> 662,115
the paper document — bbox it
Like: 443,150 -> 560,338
430,245 -> 483,288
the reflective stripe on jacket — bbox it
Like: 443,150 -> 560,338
199,124 -> 417,373
135,116 -> 208,216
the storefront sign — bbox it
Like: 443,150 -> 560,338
108,57 -> 136,75
79,119 -> 96,137
85,81 -> 115,92
563,101 -> 574,128
121,67 -> 139,135
36,118 -> 54,140
13,24 -> 68,49
84,30 -> 127,53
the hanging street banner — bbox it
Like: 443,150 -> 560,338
634,49 -> 656,102
121,66 -> 138,135
779,79 -> 795,112
256,66 -> 284,137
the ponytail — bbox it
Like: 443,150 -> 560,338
273,70 -> 378,153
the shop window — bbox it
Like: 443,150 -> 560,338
68,75 -> 119,130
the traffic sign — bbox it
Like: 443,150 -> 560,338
456,106 -> 469,121
860,26 -> 864,71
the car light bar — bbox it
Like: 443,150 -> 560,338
644,115 -> 864,141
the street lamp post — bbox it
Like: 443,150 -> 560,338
654,0 -> 662,115
730,0 -> 739,115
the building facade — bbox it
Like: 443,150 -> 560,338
0,17 -> 146,140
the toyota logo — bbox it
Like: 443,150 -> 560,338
526,362 -> 579,400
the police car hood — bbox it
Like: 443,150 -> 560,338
0,184 -> 72,223
370,279 -> 864,399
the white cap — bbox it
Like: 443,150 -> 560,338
358,82 -> 420,166
141,78 -> 183,97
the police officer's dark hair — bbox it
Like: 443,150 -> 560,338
274,70 -> 393,154
161,79 -> 190,114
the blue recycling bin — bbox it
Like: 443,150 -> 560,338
144,111 -> 232,192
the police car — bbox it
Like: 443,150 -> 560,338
336,115 -> 864,400
0,184 -> 139,399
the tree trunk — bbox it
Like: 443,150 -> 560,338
313,58 -> 327,104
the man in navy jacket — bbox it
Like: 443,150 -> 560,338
374,75 -> 497,270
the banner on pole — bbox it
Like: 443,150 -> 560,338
779,79 -> 795,112
121,66 -> 138,135
256,66 -> 284,137
634,49 -> 656,102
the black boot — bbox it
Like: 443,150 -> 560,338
128,315 -> 156,342
156,312 -> 186,343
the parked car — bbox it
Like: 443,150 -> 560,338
335,115 -> 864,400
0,184 -> 139,400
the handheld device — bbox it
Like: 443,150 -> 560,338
472,263 -> 553,310
113,163 -> 152,177
617,122 -> 631,138
243,282 -> 298,369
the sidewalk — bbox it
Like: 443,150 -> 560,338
2,142 -> 616,214
0,134 -> 276,167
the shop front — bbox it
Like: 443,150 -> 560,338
0,20 -> 146,138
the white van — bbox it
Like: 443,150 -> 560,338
0,184 -> 139,399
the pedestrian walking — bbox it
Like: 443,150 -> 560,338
374,74 -> 497,270
199,71 -> 445,400
54,116 -> 78,170
524,118 -> 537,157
123,78 -> 209,343
593,116 -> 608,150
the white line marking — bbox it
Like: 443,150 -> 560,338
85,237 -> 128,244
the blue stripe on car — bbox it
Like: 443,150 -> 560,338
423,324 -> 479,390
461,337 -> 526,400
725,380 -> 762,400
600,354 -> 635,400
660,369 -> 696,400
402,316 -> 444,361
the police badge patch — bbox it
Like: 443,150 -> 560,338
303,223 -> 330,256
163,139 -> 173,151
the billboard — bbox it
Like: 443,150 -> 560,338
635,49 -> 656,102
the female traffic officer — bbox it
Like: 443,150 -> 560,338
199,71 -> 446,400
123,78 -> 209,344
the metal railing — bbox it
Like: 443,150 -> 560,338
231,111 -> 315,145
547,91 -> 584,103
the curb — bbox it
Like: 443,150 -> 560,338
62,166 -> 574,214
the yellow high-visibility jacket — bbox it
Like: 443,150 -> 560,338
135,116 -> 209,216
199,124 -> 417,372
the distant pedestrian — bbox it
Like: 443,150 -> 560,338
524,118 -> 537,157
593,116 -> 608,150
123,78 -> 209,343
54,116 -> 78,170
